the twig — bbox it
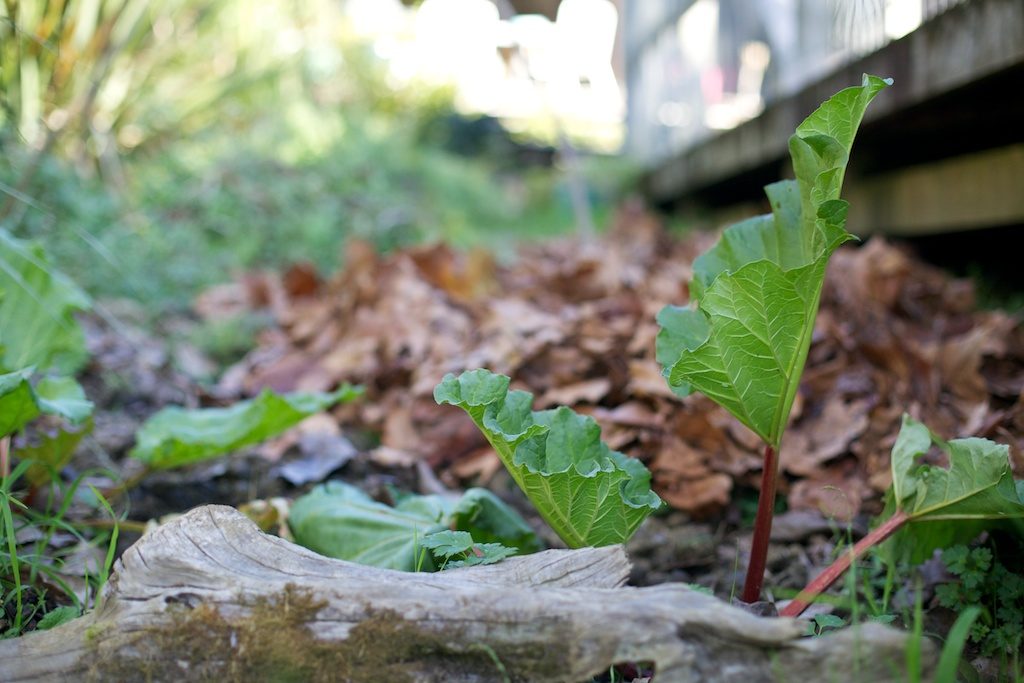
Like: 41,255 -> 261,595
77,518 -> 148,534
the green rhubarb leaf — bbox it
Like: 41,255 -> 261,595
434,369 -> 662,548
890,415 -> 1024,521
289,481 -> 450,571
657,75 -> 890,446
0,230 -> 90,374
34,376 -> 93,424
0,368 -> 93,437
130,384 -> 361,469
288,483 -> 540,572
450,487 -> 543,553
886,415 -> 1024,562
0,368 -> 40,436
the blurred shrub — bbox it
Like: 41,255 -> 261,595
1,1 -> 315,160
0,0 -> 632,314
1,117 -> 527,310
0,0 -> 459,163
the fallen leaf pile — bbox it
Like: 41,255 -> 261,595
207,205 -> 1024,519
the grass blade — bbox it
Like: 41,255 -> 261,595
936,606 -> 981,683
87,484 -> 119,592
0,488 -> 23,635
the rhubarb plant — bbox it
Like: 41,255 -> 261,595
0,369 -> 93,437
288,480 -> 540,571
781,415 -> 1024,617
130,385 -> 362,470
657,74 -> 891,601
435,369 -> 662,547
0,229 -> 94,481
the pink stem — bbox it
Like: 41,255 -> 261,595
779,509 -> 910,618
742,444 -> 779,603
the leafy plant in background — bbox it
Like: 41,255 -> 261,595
434,369 -> 662,548
0,228 -> 364,634
0,230 -> 91,374
1,108 -> 573,313
0,228 -> 95,484
0,228 -> 111,636
781,415 -> 1024,617
1,0 -> 611,315
656,74 -> 890,602
128,385 -> 362,471
0,0 -> 325,167
0,370 -> 92,441
1,224 -> 358,477
287,481 -> 541,572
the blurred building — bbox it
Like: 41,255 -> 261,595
348,0 -> 1022,236
625,0 -> 1024,236
346,0 -> 628,149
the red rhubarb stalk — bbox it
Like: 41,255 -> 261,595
742,444 -> 779,603
779,508 -> 910,618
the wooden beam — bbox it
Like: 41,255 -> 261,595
847,144 -> 1024,235
643,0 -> 1024,211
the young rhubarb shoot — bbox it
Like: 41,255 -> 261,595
130,385 -> 362,470
288,481 -> 540,571
780,415 -> 1024,617
435,369 -> 662,547
657,74 -> 891,602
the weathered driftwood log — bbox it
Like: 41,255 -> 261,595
1,505 -> 934,682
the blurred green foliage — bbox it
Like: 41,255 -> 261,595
1,0 -> 636,313
0,0 -> 323,157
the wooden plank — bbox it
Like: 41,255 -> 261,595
643,0 -> 1024,211
847,144 -> 1024,235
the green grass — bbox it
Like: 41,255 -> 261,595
936,607 -> 981,683
2,117 -> 632,316
1,459 -> 120,638
775,529 -> 1024,682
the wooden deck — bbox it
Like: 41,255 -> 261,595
639,0 -> 1024,235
